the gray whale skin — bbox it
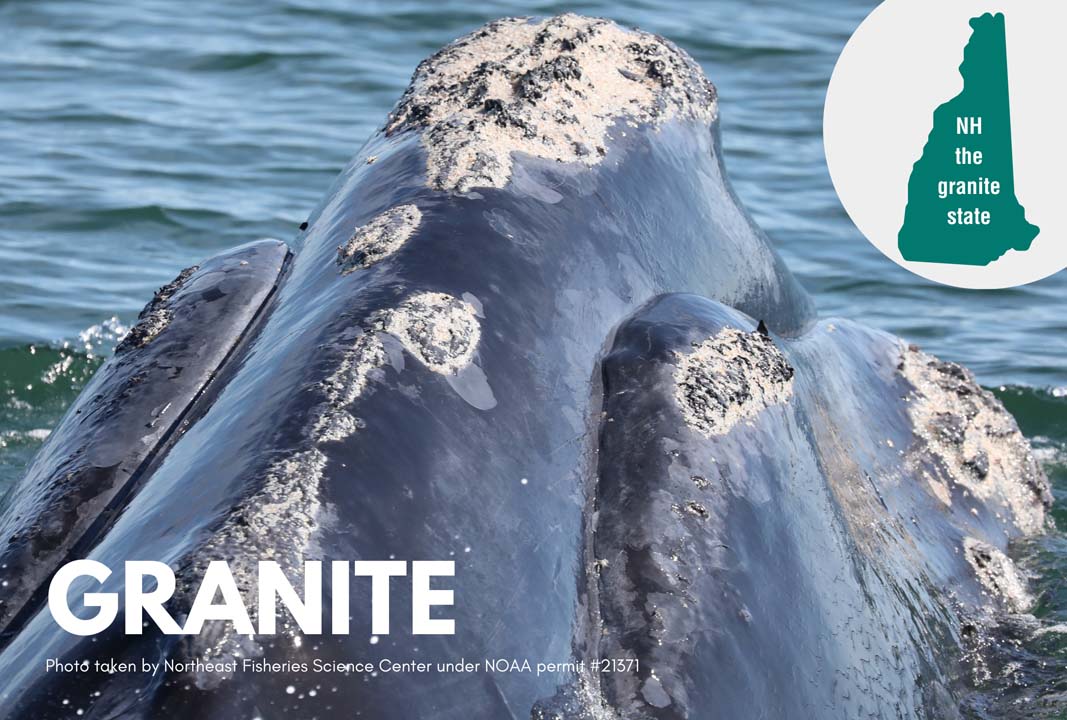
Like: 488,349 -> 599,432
0,14 -> 1052,720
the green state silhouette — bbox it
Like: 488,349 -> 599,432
898,12 -> 1038,266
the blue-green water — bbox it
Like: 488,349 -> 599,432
0,1 -> 1064,714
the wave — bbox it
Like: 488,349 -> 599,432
187,50 -> 337,72
994,385 -> 1067,446
0,319 -> 125,494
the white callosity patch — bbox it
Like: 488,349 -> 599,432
380,292 -> 481,375
386,13 -> 718,192
220,448 -> 328,568
337,204 -> 421,274
186,293 -> 481,669
310,331 -> 387,442
187,334 -> 390,670
674,327 -> 795,437
194,333 -> 387,544
198,331 -> 388,590
531,670 -> 619,720
964,537 -> 1034,613
185,447 -> 328,676
116,265 -> 198,352
900,345 -> 1050,535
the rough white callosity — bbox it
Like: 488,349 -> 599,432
337,204 -> 421,273
386,14 -> 718,192
187,292 -> 480,671
900,345 -> 1049,534
116,265 -> 198,351
963,537 -> 1034,613
381,292 -> 481,375
674,327 -> 794,437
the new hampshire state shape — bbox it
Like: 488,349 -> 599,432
898,12 -> 1038,266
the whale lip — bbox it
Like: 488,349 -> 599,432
0,239 -> 290,648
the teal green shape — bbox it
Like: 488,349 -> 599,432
898,12 -> 1038,266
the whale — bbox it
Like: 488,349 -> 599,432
0,14 -> 1050,720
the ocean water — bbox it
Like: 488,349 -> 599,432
0,0 -> 1064,714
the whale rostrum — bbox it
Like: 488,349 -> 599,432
0,14 -> 1049,720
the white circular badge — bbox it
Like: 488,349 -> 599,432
824,0 -> 1065,289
